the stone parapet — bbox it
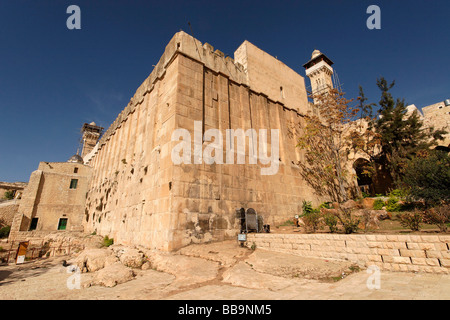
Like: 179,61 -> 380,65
246,233 -> 450,274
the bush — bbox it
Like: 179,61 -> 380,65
389,189 -> 408,199
302,210 -> 322,233
318,202 -> 332,209
323,213 -> 338,233
302,200 -> 315,215
385,196 -> 402,212
399,210 -> 423,231
422,204 -> 450,232
336,208 -> 360,234
373,199 -> 385,210
402,150 -> 450,206
4,191 -> 14,200
102,236 -> 114,247
301,200 -> 322,233
0,225 -> 11,238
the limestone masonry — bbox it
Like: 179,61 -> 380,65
8,31 -> 449,252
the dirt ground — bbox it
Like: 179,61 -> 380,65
0,240 -> 449,300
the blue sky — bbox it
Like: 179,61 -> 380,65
0,0 -> 449,182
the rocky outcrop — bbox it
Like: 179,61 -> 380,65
68,245 -> 148,288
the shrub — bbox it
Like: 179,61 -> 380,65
336,208 -> 360,234
385,196 -> 402,212
422,204 -> 450,232
401,150 -> 450,206
323,213 -> 338,233
102,236 -> 114,247
373,199 -> 385,210
389,189 -> 408,199
302,210 -> 322,233
302,200 -> 315,215
399,210 -> 423,231
4,191 -> 14,200
0,225 -> 11,238
301,200 -> 322,233
318,202 -> 332,209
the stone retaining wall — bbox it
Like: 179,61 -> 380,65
246,233 -> 450,274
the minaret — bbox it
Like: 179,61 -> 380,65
303,49 -> 334,104
80,122 -> 103,158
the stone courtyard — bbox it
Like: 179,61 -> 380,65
1,240 -> 449,300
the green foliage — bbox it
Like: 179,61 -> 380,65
351,78 -> 447,190
102,236 -> 114,247
385,196 -> 402,212
302,210 -> 322,233
372,199 -> 385,210
399,211 -> 423,231
318,202 -> 332,209
401,150 -> 450,206
301,200 -> 315,215
361,191 -> 370,198
0,225 -> 11,238
373,78 -> 445,184
4,191 -> 14,200
389,189 -> 408,199
301,200 -> 322,233
323,213 -> 338,233
336,208 -> 360,234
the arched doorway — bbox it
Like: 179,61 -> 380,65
353,158 -> 373,195
435,145 -> 450,153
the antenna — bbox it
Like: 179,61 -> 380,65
187,21 -> 202,61
333,69 -> 344,93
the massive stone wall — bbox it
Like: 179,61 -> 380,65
234,40 -> 309,114
83,31 -> 329,251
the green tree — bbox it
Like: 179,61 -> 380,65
351,78 -> 447,188
401,150 -> 450,206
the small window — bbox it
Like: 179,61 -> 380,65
58,218 -> 68,230
74,167 -> 78,173
29,218 -> 38,231
69,179 -> 78,189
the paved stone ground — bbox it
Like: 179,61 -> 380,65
0,240 -> 449,300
